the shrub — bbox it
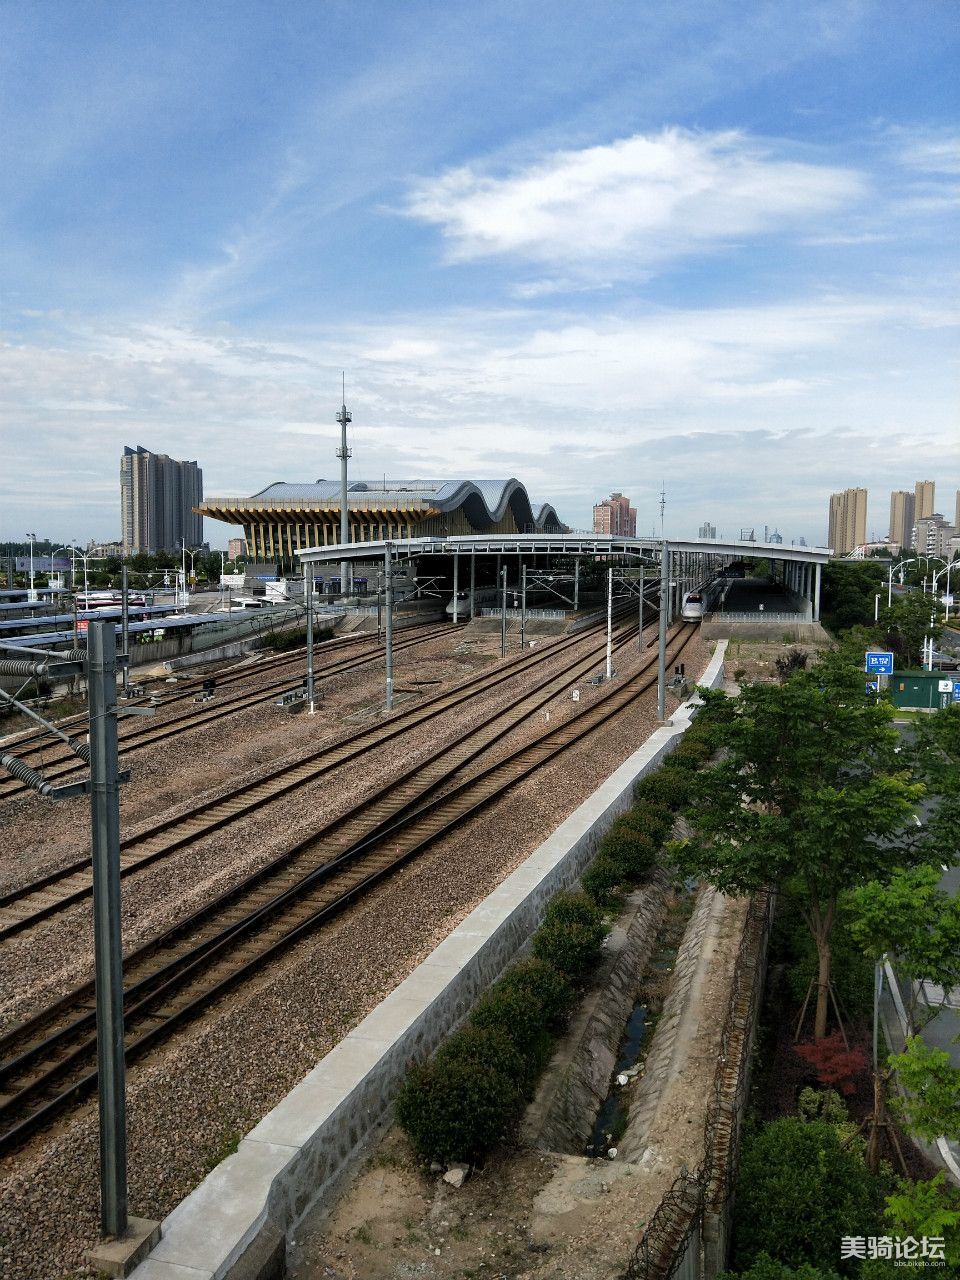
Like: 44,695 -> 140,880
396,1043 -> 524,1163
622,804 -> 673,848
471,982 -> 553,1063
600,819 -> 658,880
533,916 -> 606,982
633,769 -> 692,811
581,855 -> 625,907
794,1033 -> 869,1098
719,1256 -> 842,1280
671,736 -> 713,766
660,749 -> 700,773
540,889 -> 603,933
731,1118 -> 886,1273
496,958 -> 575,1031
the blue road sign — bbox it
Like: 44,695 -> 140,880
865,680 -> 879,694
953,681 -> 960,703
865,651 -> 895,676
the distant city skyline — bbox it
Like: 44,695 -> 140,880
1,4 -> 957,545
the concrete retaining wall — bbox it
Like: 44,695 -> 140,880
131,642 -> 728,1280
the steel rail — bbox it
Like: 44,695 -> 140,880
0,609 -> 639,936
0,624 -> 452,800
0,623 -> 694,1153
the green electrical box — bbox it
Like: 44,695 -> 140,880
890,671 -> 960,710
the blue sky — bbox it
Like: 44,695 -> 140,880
1,0 -> 958,547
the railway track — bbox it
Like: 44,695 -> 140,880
0,622 -> 452,801
0,620 -> 695,1153
0,608 -> 643,938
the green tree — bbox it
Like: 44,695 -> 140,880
887,1038 -> 960,1143
877,592 -> 944,667
673,658 -> 934,1039
884,1172 -> 960,1264
846,867 -> 960,1030
820,561 -> 885,634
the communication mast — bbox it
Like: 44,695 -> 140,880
336,375 -> 352,597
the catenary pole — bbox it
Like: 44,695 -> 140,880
336,384 -> 352,600
384,541 -> 394,710
304,562 -> 315,714
606,566 -> 613,679
657,542 -> 669,720
120,565 -> 130,693
520,564 -> 527,649
500,566 -> 507,658
88,622 -> 129,1239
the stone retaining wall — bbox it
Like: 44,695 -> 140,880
131,642 -> 728,1280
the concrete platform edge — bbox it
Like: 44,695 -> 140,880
129,641 -> 728,1280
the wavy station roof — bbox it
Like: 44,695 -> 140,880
199,478 -> 564,533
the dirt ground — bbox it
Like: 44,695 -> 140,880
288,894 -> 751,1280
721,636 -> 831,684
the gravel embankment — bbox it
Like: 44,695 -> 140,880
0,625 -> 710,1279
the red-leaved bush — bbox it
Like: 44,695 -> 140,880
794,1031 -> 868,1096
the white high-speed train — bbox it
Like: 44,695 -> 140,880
680,578 -> 726,621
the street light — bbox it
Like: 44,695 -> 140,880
888,557 -> 916,608
932,562 -> 955,621
26,531 -> 37,602
49,547 -> 66,595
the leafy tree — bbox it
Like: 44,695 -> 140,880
846,867 -> 960,1030
887,1038 -> 960,1143
884,1172 -> 960,1264
673,658 -> 938,1039
877,592 -> 944,667
820,561 -> 885,634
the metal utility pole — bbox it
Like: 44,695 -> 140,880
469,548 -> 476,620
606,567 -> 613,680
573,559 -> 580,611
452,553 -> 459,624
120,565 -> 130,693
500,566 -> 508,658
88,622 -> 128,1239
336,381 -> 352,600
27,531 -> 37,602
384,542 -> 394,710
520,565 -> 527,649
638,566 -> 644,651
304,562 -> 316,714
657,542 -> 669,721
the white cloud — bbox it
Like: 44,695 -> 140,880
404,128 -> 866,278
2,291 -> 957,544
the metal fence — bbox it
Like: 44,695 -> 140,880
621,891 -> 773,1280
479,607 -> 568,620
703,611 -> 804,624
187,604 -> 310,652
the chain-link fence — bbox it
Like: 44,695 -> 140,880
621,891 -> 773,1280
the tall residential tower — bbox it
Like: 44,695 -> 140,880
827,487 -> 867,556
121,445 -> 203,555
888,490 -> 915,552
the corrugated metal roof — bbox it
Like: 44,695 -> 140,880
211,478 -> 565,531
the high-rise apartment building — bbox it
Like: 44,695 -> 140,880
593,492 -> 637,537
121,445 -> 203,555
914,514 -> 955,559
914,479 -> 935,521
888,490 -> 915,551
955,489 -> 960,534
698,520 -> 716,539
827,487 -> 867,556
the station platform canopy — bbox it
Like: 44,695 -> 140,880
297,532 -> 833,567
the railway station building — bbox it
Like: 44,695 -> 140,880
197,478 -> 565,567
